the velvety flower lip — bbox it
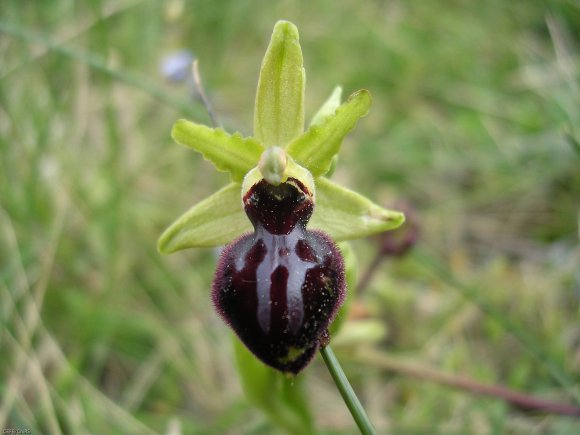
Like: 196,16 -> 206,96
158,20 -> 404,255
211,177 -> 346,373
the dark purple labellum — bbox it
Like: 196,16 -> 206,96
212,178 -> 346,374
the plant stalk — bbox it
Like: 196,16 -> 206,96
320,345 -> 377,435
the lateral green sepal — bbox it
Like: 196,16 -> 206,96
309,177 -> 404,241
157,183 -> 251,252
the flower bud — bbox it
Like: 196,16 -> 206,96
376,201 -> 420,257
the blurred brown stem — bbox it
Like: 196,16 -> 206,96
350,347 -> 580,417
357,249 -> 385,295
192,59 -> 219,127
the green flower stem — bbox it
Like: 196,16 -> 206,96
320,345 -> 376,435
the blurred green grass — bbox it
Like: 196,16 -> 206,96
0,0 -> 579,433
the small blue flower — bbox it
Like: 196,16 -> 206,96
160,50 -> 195,83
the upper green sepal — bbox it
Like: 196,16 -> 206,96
172,120 -> 264,182
286,89 -> 371,177
253,20 -> 305,147
309,177 -> 404,241
157,182 -> 251,253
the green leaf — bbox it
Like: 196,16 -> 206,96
254,20 -> 305,147
286,89 -> 371,177
233,337 -> 275,411
157,183 -> 251,253
172,119 -> 264,182
309,177 -> 404,241
233,337 -> 314,434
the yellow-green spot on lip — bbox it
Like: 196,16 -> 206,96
277,346 -> 307,365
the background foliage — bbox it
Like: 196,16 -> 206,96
1,0 -> 579,433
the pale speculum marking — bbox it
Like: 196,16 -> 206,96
250,227 -> 319,335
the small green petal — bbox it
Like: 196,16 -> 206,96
310,86 -> 342,127
310,87 -> 342,178
172,119 -> 264,182
158,183 -> 251,253
254,20 -> 305,147
286,89 -> 371,177
309,177 -> 404,241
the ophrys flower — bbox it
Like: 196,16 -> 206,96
158,20 -> 404,374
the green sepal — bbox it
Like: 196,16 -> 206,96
309,177 -> 405,241
157,183 -> 251,253
172,119 -> 264,182
253,20 -> 305,147
233,337 -> 314,434
286,89 -> 371,177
